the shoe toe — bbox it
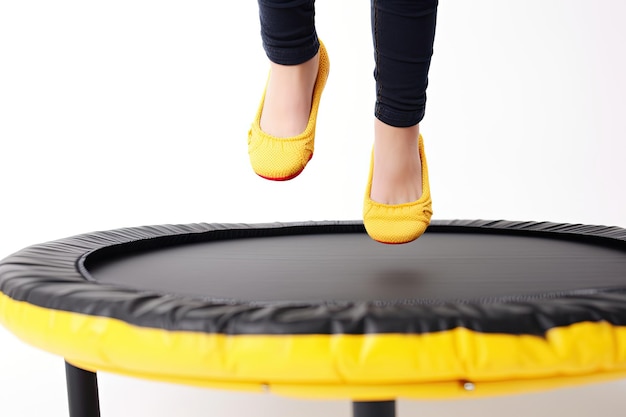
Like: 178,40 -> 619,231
248,131 -> 313,181
363,204 -> 431,244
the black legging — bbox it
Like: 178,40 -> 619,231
258,0 -> 438,127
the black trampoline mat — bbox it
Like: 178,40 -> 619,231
86,232 -> 626,303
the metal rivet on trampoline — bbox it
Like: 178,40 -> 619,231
463,381 -> 476,391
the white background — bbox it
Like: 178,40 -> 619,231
1,0 -> 625,415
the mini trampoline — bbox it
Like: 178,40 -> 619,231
1,219 -> 626,417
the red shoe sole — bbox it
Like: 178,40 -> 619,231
258,170 -> 304,182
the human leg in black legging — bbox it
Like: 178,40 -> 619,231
254,0 -> 438,206
257,0 -> 320,138
370,0 -> 438,205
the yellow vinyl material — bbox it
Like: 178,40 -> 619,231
3,291 -> 626,399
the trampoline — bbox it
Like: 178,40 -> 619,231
1,219 -> 626,417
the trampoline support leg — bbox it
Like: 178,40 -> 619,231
353,400 -> 396,417
65,361 -> 101,417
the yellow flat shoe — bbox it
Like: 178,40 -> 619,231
248,41 -> 330,181
363,134 -> 433,244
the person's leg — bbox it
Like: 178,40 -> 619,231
369,0 -> 438,205
258,0 -> 320,138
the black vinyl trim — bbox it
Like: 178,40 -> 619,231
1,220 -> 626,336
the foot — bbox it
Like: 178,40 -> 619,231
260,52 -> 320,138
370,119 -> 423,205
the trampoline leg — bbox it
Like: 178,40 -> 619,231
65,361 -> 101,417
353,400 -> 396,417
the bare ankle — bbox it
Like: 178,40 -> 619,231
374,119 -> 419,146
261,53 -> 320,138
370,119 -> 423,205
269,52 -> 319,81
